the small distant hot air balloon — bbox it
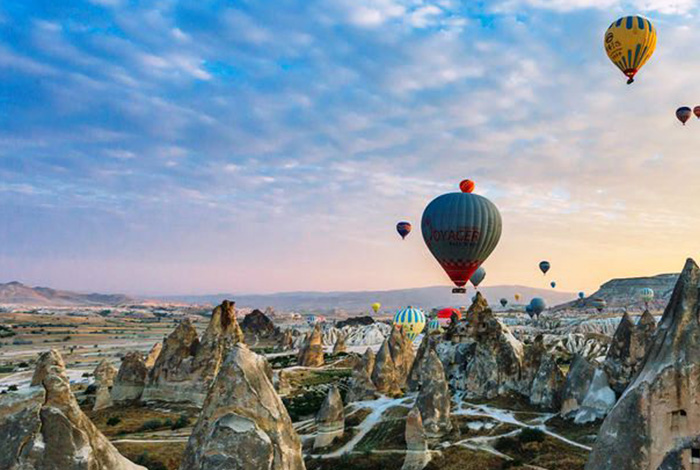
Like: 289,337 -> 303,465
578,291 -> 585,300
604,16 -> 657,84
525,304 -> 534,318
694,106 -> 700,119
677,107 -> 692,125
530,298 -> 546,316
437,307 -> 461,328
514,293 -> 521,302
396,221 -> 412,239
427,318 -> 442,334
459,179 -> 475,193
550,281 -> 556,289
500,298 -> 508,307
306,315 -> 317,326
470,266 -> 486,288
640,287 -> 654,304
539,261 -> 550,275
592,298 -> 607,313
371,302 -> 381,314
393,306 -> 426,341
422,180 -> 502,294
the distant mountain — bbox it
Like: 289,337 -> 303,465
555,272 -> 679,312
164,285 -> 576,314
0,281 -> 133,307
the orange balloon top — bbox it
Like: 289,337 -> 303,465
459,179 -> 475,193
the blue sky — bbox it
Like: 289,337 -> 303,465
2,0 -> 700,295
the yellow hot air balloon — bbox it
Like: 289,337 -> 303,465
604,15 -> 657,84
371,302 -> 381,314
514,293 -> 521,302
393,306 -> 426,341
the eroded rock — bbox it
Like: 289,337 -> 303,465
314,385 -> 344,448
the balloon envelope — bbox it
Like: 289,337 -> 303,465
530,297 -> 546,315
437,307 -> 460,328
695,106 -> 700,119
677,107 -> 692,125
550,281 -> 556,288
539,261 -> 550,275
396,221 -> 412,239
393,306 -> 426,341
427,318 -> 442,333
640,287 -> 654,303
514,293 -> 521,302
500,298 -> 508,307
459,179 -> 475,193
470,266 -> 486,288
604,16 -> 657,84
421,182 -> 502,288
525,304 -> 534,318
592,298 -> 607,312
578,292 -> 585,299
371,302 -> 381,314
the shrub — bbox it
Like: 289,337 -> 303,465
171,414 -> 189,430
137,419 -> 164,432
134,452 -> 168,470
106,416 -> 121,426
519,427 -> 546,444
8,384 -> 18,392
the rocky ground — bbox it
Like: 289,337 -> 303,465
1,268 -> 692,470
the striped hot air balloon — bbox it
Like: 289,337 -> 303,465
393,306 -> 426,340
422,180 -> 502,294
604,15 -> 657,84
470,266 -> 486,288
640,287 -> 654,303
427,318 -> 442,334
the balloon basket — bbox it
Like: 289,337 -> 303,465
452,287 -> 467,294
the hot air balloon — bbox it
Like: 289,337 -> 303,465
694,106 -> 700,119
306,315 -> 317,326
396,221 -> 412,239
539,261 -> 550,275
592,298 -> 607,313
640,287 -> 654,303
604,15 -> 657,84
427,318 -> 442,334
437,307 -> 461,328
459,179 -> 475,193
525,304 -> 534,318
578,291 -> 585,300
530,297 -> 546,315
393,306 -> 426,341
422,180 -> 502,294
470,266 -> 486,288
500,298 -> 508,307
677,107 -> 692,125
514,293 -> 521,302
371,302 -> 381,314
550,281 -> 556,289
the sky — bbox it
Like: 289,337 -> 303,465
1,0 -> 700,296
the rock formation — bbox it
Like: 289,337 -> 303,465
560,354 -> 615,423
93,359 -> 118,411
297,324 -> 324,367
599,309 -> 657,396
336,316 -> 375,328
332,333 -> 347,355
143,300 -> 244,405
346,348 -> 378,402
407,333 -> 438,392
0,349 -> 145,470
416,349 -> 452,437
586,259 -> 700,470
529,353 -> 565,409
402,406 -> 431,470
275,329 -> 294,352
371,341 -> 402,396
180,344 -> 305,470
386,325 -> 415,385
314,385 -> 345,448
437,293 -> 525,398
241,309 -> 277,338
144,342 -> 162,368
111,351 -> 148,403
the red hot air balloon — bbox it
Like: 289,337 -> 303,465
694,106 -> 700,119
459,179 -> 475,193
677,106 -> 692,125
396,221 -> 412,239
422,180 -> 502,294
437,307 -> 461,328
